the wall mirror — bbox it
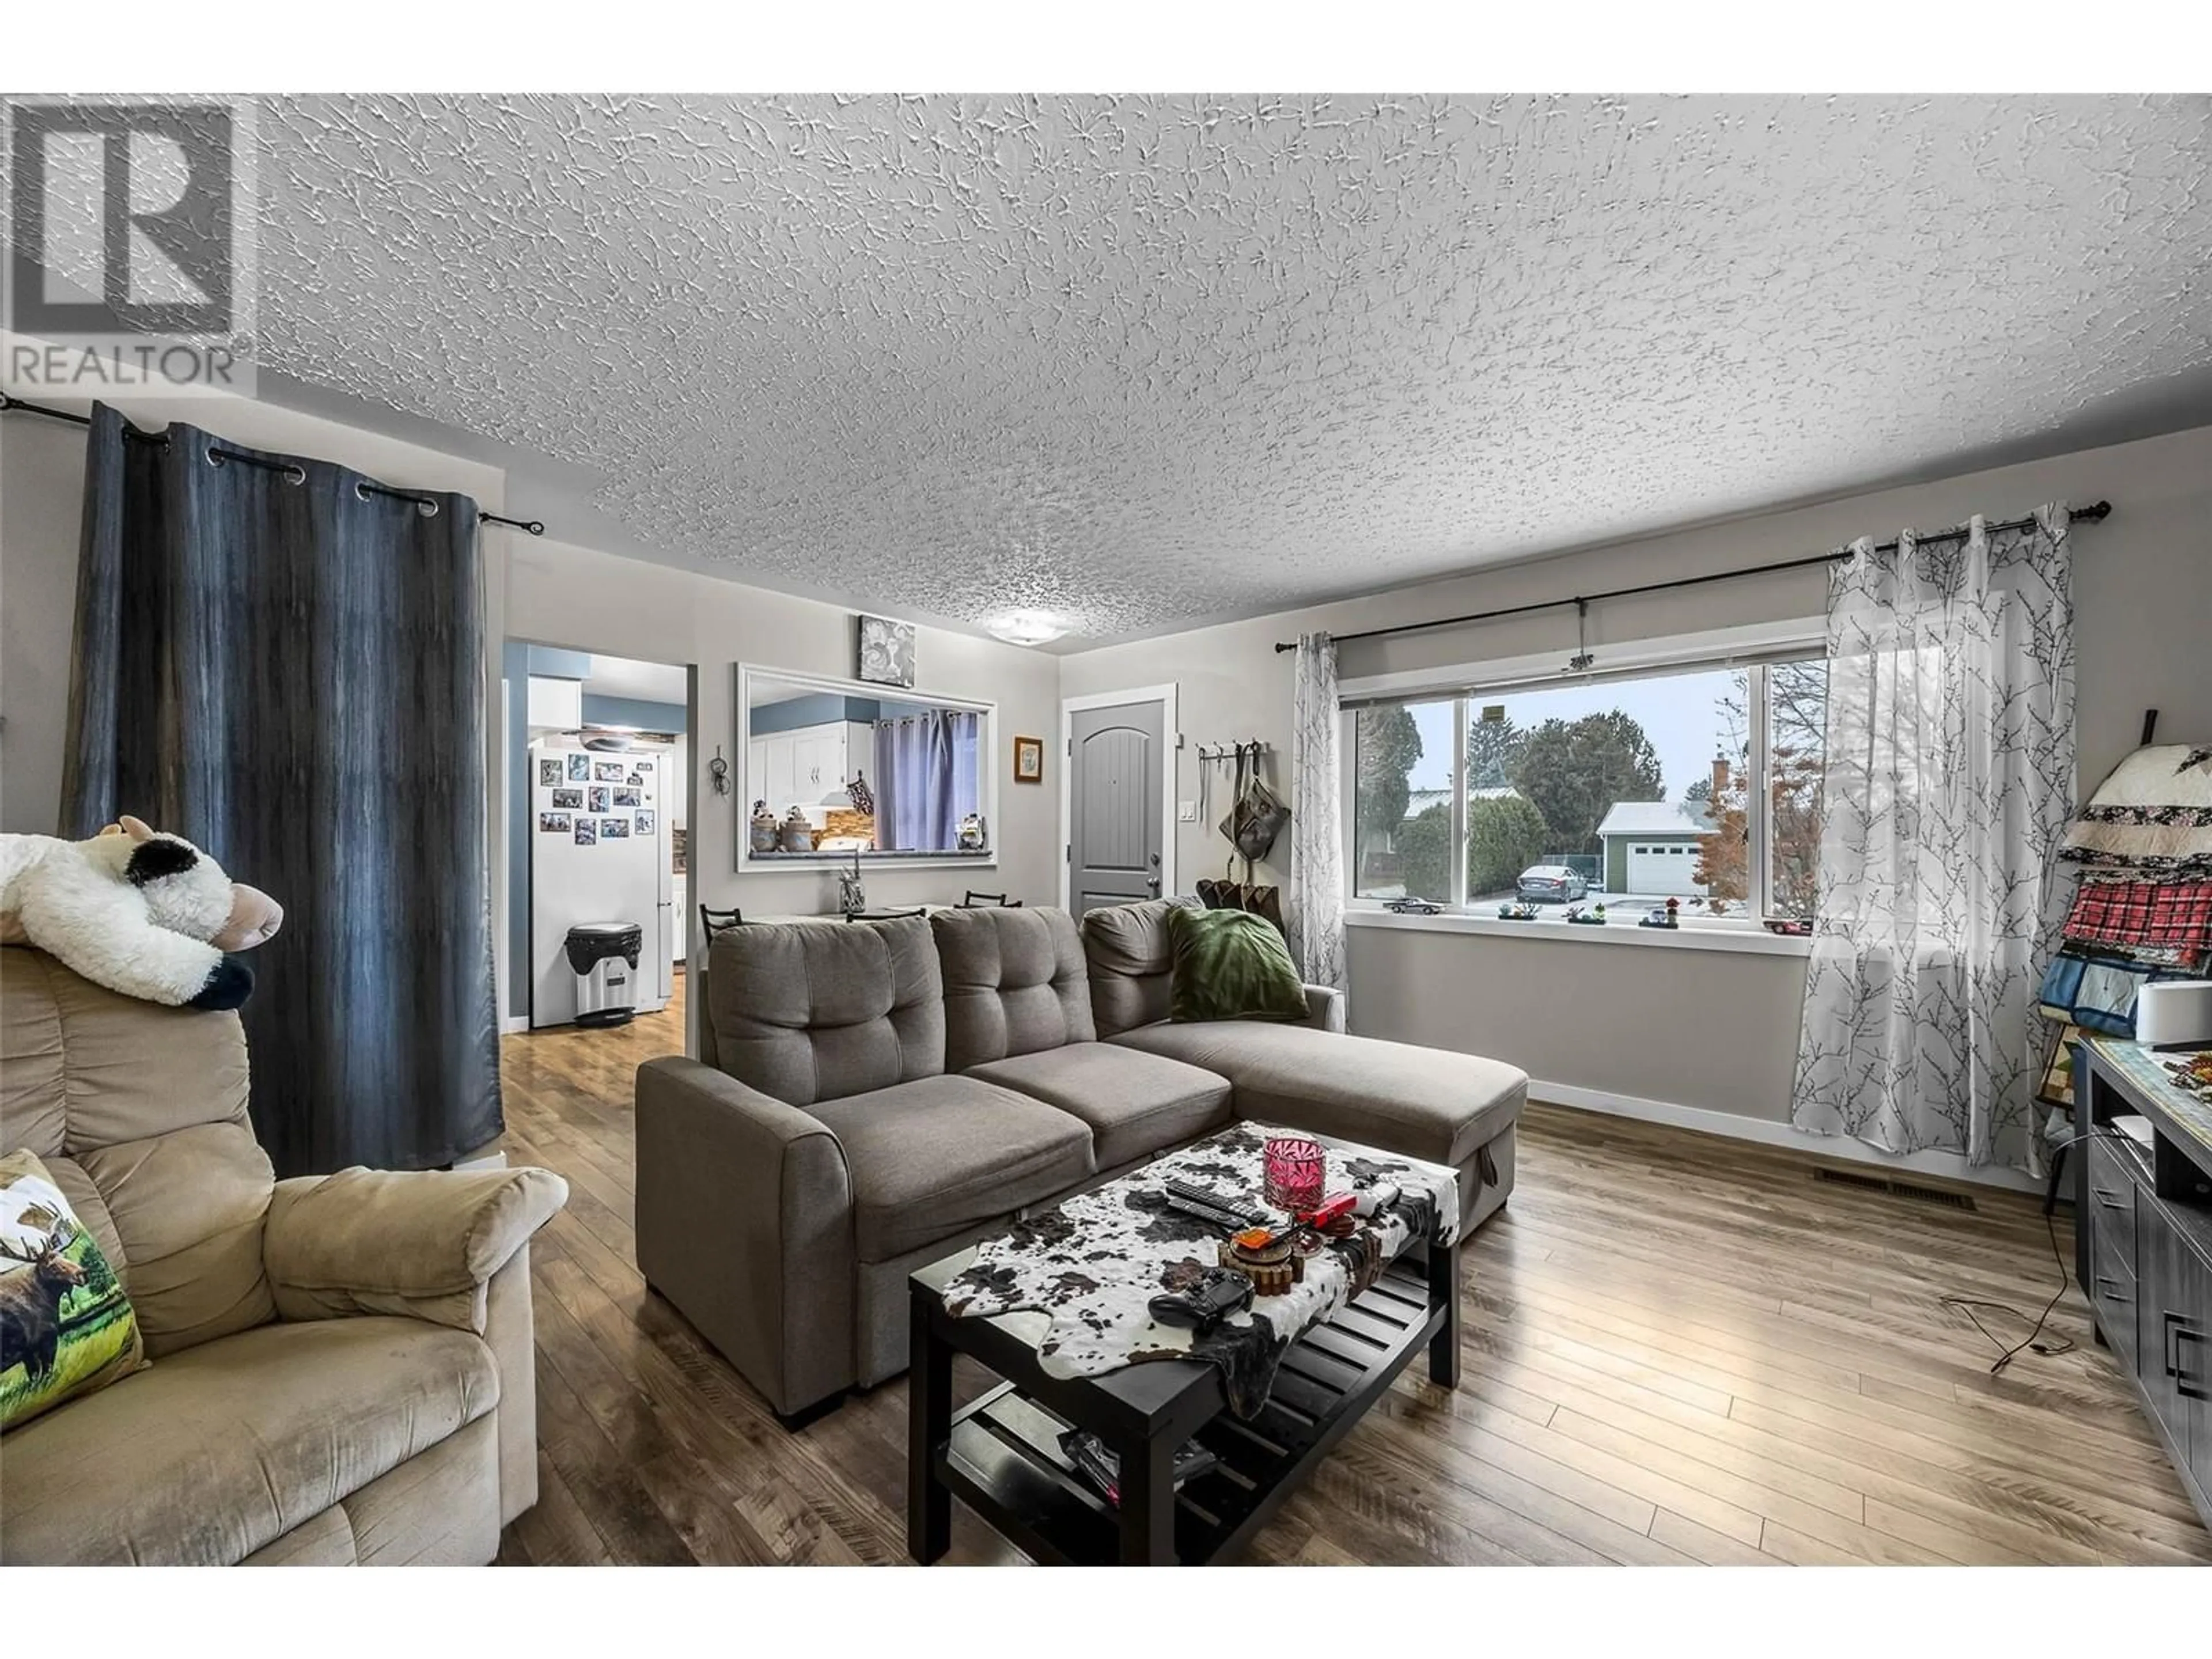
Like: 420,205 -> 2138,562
736,664 -> 996,868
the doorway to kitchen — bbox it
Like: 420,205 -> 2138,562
502,642 -> 697,1033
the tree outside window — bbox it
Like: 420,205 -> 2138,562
1694,660 -> 1827,918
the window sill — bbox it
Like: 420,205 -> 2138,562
1343,907 -> 1813,958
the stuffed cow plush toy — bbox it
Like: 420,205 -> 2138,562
0,817 -> 282,1010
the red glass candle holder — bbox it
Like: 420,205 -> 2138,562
1263,1136 -> 1326,1213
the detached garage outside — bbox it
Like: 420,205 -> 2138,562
1596,802 -> 1718,898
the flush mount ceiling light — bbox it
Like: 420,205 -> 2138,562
986,611 -> 1067,647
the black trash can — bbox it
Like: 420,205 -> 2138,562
565,921 -> 643,1028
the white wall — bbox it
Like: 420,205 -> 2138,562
1059,423 -> 2212,1127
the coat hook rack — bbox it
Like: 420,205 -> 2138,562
1195,740 -> 1271,763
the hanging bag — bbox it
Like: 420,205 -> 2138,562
1202,743 -> 1289,937
1217,742 -> 1290,870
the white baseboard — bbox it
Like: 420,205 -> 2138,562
1529,1079 -> 2044,1196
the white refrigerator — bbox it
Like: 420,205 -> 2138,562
528,738 -> 674,1028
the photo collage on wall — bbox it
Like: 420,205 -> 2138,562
536,747 -> 661,847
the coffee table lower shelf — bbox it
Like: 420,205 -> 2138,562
921,1256 -> 1450,1566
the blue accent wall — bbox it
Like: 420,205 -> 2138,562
749,692 -> 934,735
751,692 -> 878,735
526,644 -> 593,679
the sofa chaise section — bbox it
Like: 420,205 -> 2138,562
1111,1021 -> 1522,1232
1077,899 -> 1525,1235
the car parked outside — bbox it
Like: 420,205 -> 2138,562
1516,863 -> 1589,903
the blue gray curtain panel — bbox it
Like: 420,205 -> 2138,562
62,404 -> 503,1176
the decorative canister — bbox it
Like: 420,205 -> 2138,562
1219,1228 -> 1300,1296
956,812 -> 987,851
1263,1136 -> 1326,1213
750,801 -> 780,855
779,807 -> 815,853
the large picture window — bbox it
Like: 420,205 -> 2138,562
1348,654 -> 1829,922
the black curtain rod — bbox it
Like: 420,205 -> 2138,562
1,392 -> 546,536
1271,501 -> 2113,654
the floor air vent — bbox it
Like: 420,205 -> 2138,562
1812,1168 -> 1976,1211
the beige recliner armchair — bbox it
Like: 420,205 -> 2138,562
0,946 -> 566,1566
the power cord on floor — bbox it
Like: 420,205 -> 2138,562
1939,1128 -> 2135,1376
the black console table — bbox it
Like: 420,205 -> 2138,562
2074,1037 -> 2212,1531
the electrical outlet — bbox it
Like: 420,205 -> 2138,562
1177,800 -> 1197,822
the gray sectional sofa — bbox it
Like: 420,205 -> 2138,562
634,900 -> 1525,1419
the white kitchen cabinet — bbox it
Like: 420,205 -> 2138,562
525,675 -> 582,731
752,721 -> 875,818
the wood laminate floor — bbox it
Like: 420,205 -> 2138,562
492,980 -> 2212,1566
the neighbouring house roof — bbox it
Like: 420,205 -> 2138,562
1596,802 -> 1717,839
1404,783 -> 1524,819
1404,789 -> 1448,819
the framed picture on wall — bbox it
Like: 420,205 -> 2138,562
594,760 -> 626,782
602,817 -> 629,839
538,758 -> 563,788
551,787 -> 583,810
567,753 -> 590,782
574,820 -> 597,846
1013,734 -> 1044,784
588,786 -> 609,813
538,812 -> 571,833
856,613 -> 917,687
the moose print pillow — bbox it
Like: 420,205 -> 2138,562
1,1149 -> 145,1432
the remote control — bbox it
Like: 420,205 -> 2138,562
1163,1178 -> 1267,1233
1147,1267 -> 1255,1332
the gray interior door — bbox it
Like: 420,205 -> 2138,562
1069,699 -> 1164,916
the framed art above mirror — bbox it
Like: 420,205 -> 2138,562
736,664 -> 997,870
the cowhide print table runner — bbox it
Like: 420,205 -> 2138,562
940,1123 -> 1459,1418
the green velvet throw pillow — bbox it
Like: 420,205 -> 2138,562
1,1147 -> 146,1433
1165,906 -> 1311,1024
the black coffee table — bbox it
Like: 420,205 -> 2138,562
907,1178 -> 1459,1566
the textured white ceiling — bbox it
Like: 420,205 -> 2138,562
252,94 -> 2212,645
